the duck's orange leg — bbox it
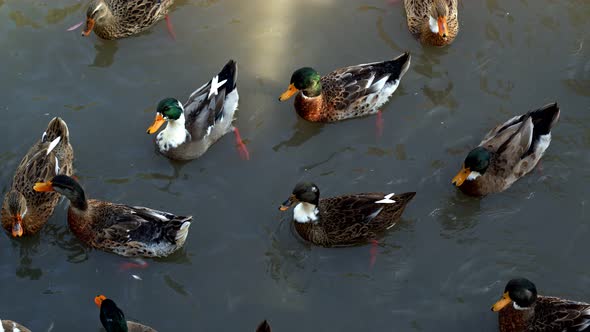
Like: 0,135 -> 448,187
119,258 -> 149,271
376,110 -> 384,138
233,127 -> 250,160
165,15 -> 176,41
369,239 -> 379,269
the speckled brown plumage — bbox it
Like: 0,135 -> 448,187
293,53 -> 410,122
85,0 -> 174,40
1,117 -> 73,237
294,192 -> 415,247
36,175 -> 191,258
454,103 -> 560,196
404,0 -> 459,46
498,296 -> 590,332
1,320 -> 32,332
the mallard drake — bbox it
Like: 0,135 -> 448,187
403,0 -> 459,46
1,319 -> 31,332
452,103 -> 560,197
491,278 -> 590,331
278,52 -> 411,122
1,117 -> 73,237
278,182 -> 415,247
95,295 -> 157,332
33,175 -> 191,258
146,60 -> 248,161
256,320 -> 271,332
82,0 -> 174,40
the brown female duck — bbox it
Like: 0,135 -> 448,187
95,295 -> 157,332
34,175 -> 191,258
492,278 -> 590,332
278,53 -> 411,122
452,103 -> 560,196
1,319 -> 31,332
1,117 -> 73,237
82,0 -> 174,40
278,182 -> 415,247
404,0 -> 459,46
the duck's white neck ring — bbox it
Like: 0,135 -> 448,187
293,202 -> 319,223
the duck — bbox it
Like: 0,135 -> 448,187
95,295 -> 157,332
1,319 -> 31,332
278,182 -> 416,247
82,0 -> 174,40
147,60 -> 248,161
256,320 -> 271,332
1,117 -> 73,237
278,52 -> 411,122
33,175 -> 191,258
451,103 -> 560,196
403,0 -> 459,46
492,278 -> 590,331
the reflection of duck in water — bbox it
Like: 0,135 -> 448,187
82,0 -> 174,40
403,0 -> 459,46
278,53 -> 411,122
34,175 -> 191,258
279,182 -> 415,247
1,117 -> 73,237
95,295 -> 157,331
492,278 -> 590,332
452,103 -> 560,196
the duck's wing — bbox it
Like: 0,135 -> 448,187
321,192 -> 404,227
114,0 -> 169,22
321,53 -> 410,111
94,203 -> 192,246
533,296 -> 590,331
182,60 -> 238,140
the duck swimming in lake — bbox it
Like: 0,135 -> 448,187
403,0 -> 459,46
452,103 -> 560,197
278,53 -> 411,122
147,60 -> 249,160
34,175 -> 191,258
492,278 -> 590,332
95,295 -> 157,332
1,117 -> 73,237
82,0 -> 174,40
279,182 -> 415,247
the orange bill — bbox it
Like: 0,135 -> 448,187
279,195 -> 296,211
11,215 -> 23,237
147,113 -> 166,134
82,18 -> 95,37
33,181 -> 54,192
491,292 -> 511,312
94,294 -> 107,308
437,16 -> 448,38
278,84 -> 299,101
451,166 -> 470,187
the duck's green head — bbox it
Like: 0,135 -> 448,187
279,67 -> 322,101
146,98 -> 184,134
452,147 -> 491,186
491,278 -> 537,312
95,295 -> 128,332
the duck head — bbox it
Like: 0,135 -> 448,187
5,190 -> 27,237
492,278 -> 538,312
452,147 -> 491,186
279,67 -> 322,101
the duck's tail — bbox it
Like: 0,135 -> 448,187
382,52 -> 411,83
43,117 -> 70,147
529,102 -> 560,137
256,320 -> 271,332
172,217 -> 192,247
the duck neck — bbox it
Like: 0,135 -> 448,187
293,202 -> 319,223
157,113 -> 188,150
65,185 -> 88,211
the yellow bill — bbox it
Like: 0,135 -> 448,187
279,84 -> 299,101
147,113 -> 166,134
491,292 -> 512,312
451,166 -> 470,187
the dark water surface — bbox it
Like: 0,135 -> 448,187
1,0 -> 590,331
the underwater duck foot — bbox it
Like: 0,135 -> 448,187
233,127 -> 250,160
165,15 -> 176,41
118,258 -> 149,271
369,239 -> 379,269
376,110 -> 384,138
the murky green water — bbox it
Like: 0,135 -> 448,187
1,0 -> 589,330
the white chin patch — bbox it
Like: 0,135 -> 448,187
429,16 -> 439,34
466,171 -> 482,181
293,202 -> 318,223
